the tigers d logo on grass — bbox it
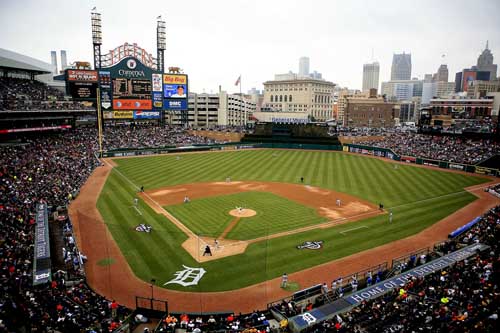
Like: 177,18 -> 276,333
296,241 -> 324,250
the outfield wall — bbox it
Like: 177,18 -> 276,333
100,142 -> 499,177
344,144 -> 500,177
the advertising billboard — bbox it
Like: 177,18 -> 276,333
67,70 -> 98,82
153,92 -> 163,109
152,73 -> 162,92
134,111 -> 160,119
66,69 -> 98,101
113,99 -> 152,110
99,71 -> 112,109
163,74 -> 188,110
462,70 -> 477,92
113,110 -> 134,118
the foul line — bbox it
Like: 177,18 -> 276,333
339,225 -> 368,235
132,206 -> 142,216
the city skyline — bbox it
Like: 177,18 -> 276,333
1,0 -> 499,93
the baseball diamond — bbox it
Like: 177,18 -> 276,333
74,149 -> 492,299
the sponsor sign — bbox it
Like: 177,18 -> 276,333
33,203 -> 51,285
152,73 -> 162,92
163,74 -> 187,85
164,99 -> 188,110
401,156 -> 416,163
449,163 -> 465,171
0,125 -> 71,134
475,166 -> 497,176
296,241 -> 323,250
462,70 -> 477,92
113,99 -> 152,110
103,111 -> 114,119
163,74 -> 188,111
67,69 -> 98,82
113,110 -> 134,119
271,117 -> 308,124
153,92 -> 163,109
134,111 -> 160,119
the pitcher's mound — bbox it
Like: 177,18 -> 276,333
229,208 -> 257,217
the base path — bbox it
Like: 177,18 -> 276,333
139,180 -> 381,262
69,157 -> 500,314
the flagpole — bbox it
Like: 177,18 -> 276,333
239,74 -> 242,127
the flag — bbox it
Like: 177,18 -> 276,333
234,75 -> 241,86
91,6 -> 96,11
157,15 -> 162,19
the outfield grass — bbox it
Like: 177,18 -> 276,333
165,192 -> 328,240
96,150 -> 489,291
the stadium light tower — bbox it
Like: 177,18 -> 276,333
91,11 -> 102,70
156,17 -> 166,73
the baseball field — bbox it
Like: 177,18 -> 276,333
95,149 -> 488,292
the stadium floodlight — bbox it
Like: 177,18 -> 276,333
91,12 -> 102,45
157,18 -> 166,72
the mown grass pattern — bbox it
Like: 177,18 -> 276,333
96,150 -> 488,291
165,192 -> 327,240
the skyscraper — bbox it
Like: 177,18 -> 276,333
362,62 -> 380,92
60,50 -> 68,71
435,64 -> 448,82
476,41 -> 497,80
390,52 -> 412,80
298,57 -> 310,77
50,50 -> 58,74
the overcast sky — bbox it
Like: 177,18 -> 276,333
1,0 -> 499,93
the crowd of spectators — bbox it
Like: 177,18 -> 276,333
0,130 -> 133,332
357,133 -> 500,165
304,206 -> 500,332
0,77 -> 93,111
102,124 -> 219,150
155,311 -> 270,333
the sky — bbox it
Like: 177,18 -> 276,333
1,0 -> 499,93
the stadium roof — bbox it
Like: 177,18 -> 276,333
0,48 -> 52,75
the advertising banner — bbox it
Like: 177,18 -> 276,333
475,166 -> 497,176
33,203 -> 51,285
99,71 -> 113,109
67,70 -> 98,82
163,74 -> 188,111
401,156 -> 416,163
133,111 -> 160,119
152,73 -> 162,92
103,111 -> 114,119
153,92 -> 163,109
113,99 -> 152,110
462,70 -> 477,92
113,110 -> 134,119
164,99 -> 188,110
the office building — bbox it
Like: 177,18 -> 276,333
435,64 -> 449,82
362,62 -> 380,92
263,77 -> 335,122
391,52 -> 412,80
381,79 -> 423,101
166,92 -> 255,127
476,41 -> 497,80
299,57 -> 310,77
344,94 -> 399,127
